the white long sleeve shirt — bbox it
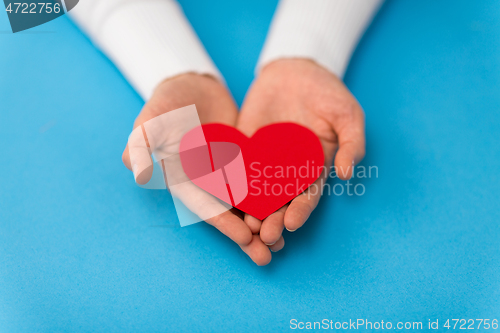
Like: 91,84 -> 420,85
71,0 -> 383,100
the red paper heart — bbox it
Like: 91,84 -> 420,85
180,123 -> 324,220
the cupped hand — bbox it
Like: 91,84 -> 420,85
122,73 -> 272,265
237,59 -> 366,252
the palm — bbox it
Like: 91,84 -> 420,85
237,59 -> 365,247
122,74 -> 273,265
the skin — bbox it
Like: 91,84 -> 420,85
122,58 -> 365,266
237,59 -> 366,253
122,73 -> 271,265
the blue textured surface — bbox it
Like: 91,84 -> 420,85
1,0 -> 499,332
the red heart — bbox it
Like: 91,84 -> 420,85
180,123 -> 324,220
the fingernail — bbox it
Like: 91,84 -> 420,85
286,228 -> 297,232
265,241 -> 277,246
270,248 -> 278,252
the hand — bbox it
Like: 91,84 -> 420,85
237,59 -> 366,251
122,73 -> 271,265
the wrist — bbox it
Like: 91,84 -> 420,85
147,72 -> 236,120
259,58 -> 337,80
156,72 -> 222,89
151,72 -> 228,100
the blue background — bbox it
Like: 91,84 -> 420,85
1,0 -> 499,331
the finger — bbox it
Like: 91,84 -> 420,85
122,144 -> 155,185
244,214 -> 262,234
333,103 -> 365,180
239,235 -> 272,266
284,176 -> 325,232
269,236 -> 284,252
260,205 -> 287,246
126,125 -> 154,185
122,144 -> 132,170
206,211 -> 253,246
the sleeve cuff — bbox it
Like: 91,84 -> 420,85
71,0 -> 222,100
257,0 -> 383,78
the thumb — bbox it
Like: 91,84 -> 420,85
123,125 -> 154,185
332,103 -> 365,180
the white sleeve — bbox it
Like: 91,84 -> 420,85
257,0 -> 384,78
70,0 -> 222,100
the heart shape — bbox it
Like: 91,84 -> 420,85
180,123 -> 324,220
